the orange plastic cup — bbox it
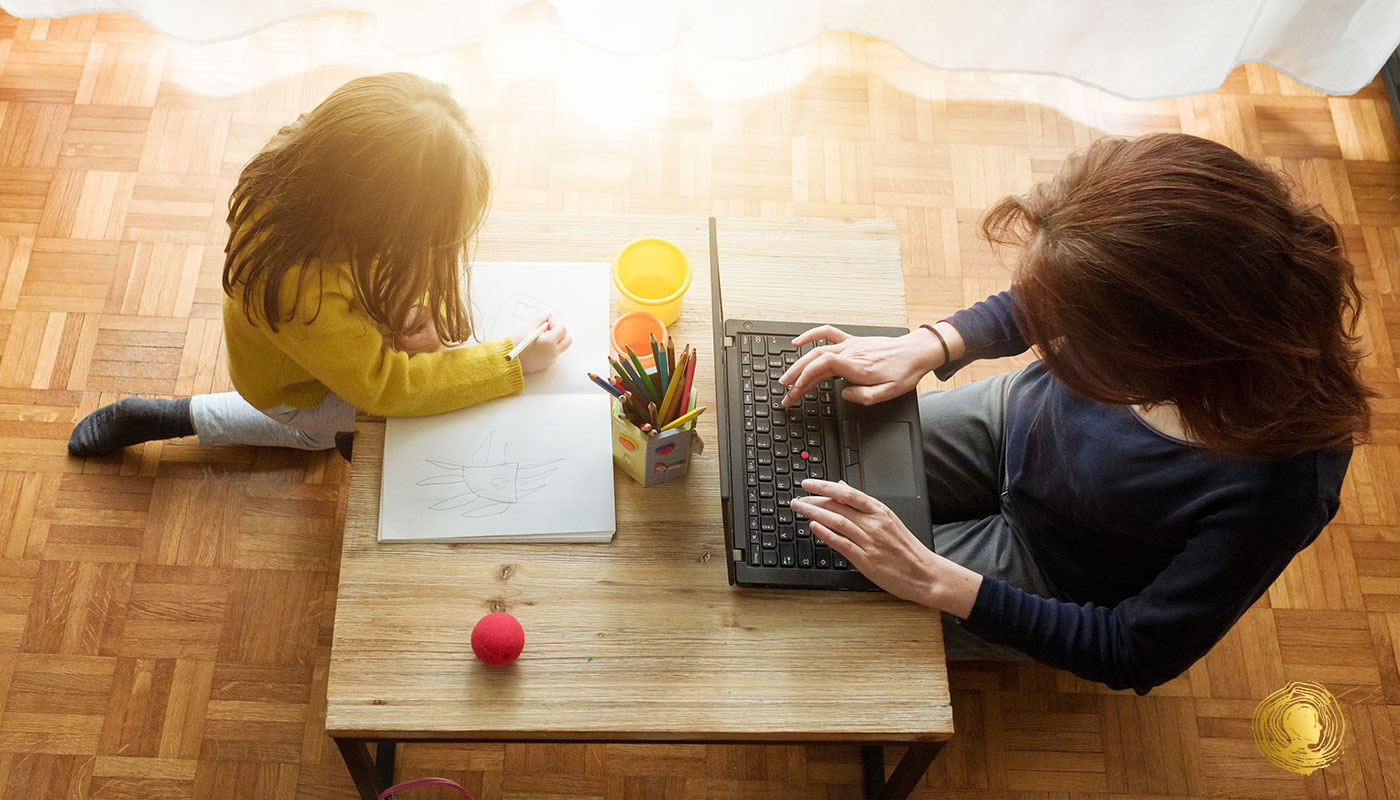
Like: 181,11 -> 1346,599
612,238 -> 692,326
610,311 -> 668,370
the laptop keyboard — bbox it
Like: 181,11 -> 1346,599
737,334 -> 852,571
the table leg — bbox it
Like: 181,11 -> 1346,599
862,742 -> 945,800
862,745 -> 885,799
336,737 -> 388,800
376,740 -> 397,790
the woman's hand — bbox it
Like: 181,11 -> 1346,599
393,305 -> 445,356
512,313 -> 572,375
791,478 -> 981,617
777,325 -> 946,406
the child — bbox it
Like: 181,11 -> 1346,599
68,73 -> 569,460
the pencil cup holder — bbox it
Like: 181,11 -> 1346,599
611,401 -> 703,486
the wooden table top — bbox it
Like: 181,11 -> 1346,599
326,214 -> 953,742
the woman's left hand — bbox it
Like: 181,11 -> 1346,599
791,478 -> 979,616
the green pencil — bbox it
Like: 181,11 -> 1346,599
609,357 -> 644,399
624,346 -> 659,402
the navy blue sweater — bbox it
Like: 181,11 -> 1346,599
936,291 -> 1350,694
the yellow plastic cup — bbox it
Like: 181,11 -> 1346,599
612,237 -> 692,327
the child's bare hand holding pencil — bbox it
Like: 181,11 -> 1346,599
509,313 -> 572,374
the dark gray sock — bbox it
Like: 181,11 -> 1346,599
68,397 -> 195,456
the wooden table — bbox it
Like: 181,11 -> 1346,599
327,214 -> 954,799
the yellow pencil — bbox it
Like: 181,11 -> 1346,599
668,347 -> 693,421
657,345 -> 689,424
659,405 -> 706,432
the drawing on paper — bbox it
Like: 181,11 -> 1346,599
417,432 -> 563,517
485,292 -> 561,340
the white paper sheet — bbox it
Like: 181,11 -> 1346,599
379,262 -> 616,542
468,262 -> 612,397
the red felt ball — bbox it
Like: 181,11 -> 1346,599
471,612 -> 524,666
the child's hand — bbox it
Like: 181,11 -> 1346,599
394,305 -> 444,356
513,314 -> 572,374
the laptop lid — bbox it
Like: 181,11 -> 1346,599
710,217 -> 731,509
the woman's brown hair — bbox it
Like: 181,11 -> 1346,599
223,72 -> 490,342
983,133 -> 1372,460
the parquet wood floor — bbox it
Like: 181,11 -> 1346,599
0,5 -> 1397,799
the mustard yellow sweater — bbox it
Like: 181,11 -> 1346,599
223,261 -> 523,416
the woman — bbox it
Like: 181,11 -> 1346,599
779,133 -> 1371,694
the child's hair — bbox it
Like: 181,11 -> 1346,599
983,133 -> 1373,460
223,72 -> 490,343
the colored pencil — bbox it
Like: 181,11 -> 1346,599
657,345 -> 687,424
625,346 -> 659,402
614,349 -> 639,394
660,405 -> 706,432
650,334 -> 668,395
648,401 -> 658,430
505,321 -> 549,361
622,392 -> 649,427
588,372 -> 624,399
666,337 -> 676,378
607,356 -> 630,386
666,346 -> 693,423
609,357 -> 644,399
663,350 -> 691,423
680,350 -> 697,416
615,355 -> 649,402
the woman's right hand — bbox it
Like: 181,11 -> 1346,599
777,324 -> 951,406
512,314 -> 572,375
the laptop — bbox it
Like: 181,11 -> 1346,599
711,217 -> 934,590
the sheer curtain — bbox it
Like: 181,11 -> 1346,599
4,0 -> 1399,99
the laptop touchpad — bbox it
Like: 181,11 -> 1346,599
858,421 -> 916,497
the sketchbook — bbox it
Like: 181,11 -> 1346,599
378,262 -> 616,543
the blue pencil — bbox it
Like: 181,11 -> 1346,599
588,372 -> 625,399
617,354 -> 654,403
623,346 -> 659,403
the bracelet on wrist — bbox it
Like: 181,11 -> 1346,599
919,323 -> 951,367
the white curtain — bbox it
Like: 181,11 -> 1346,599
5,0 -> 1399,99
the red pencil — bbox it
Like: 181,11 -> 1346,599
680,350 -> 697,415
